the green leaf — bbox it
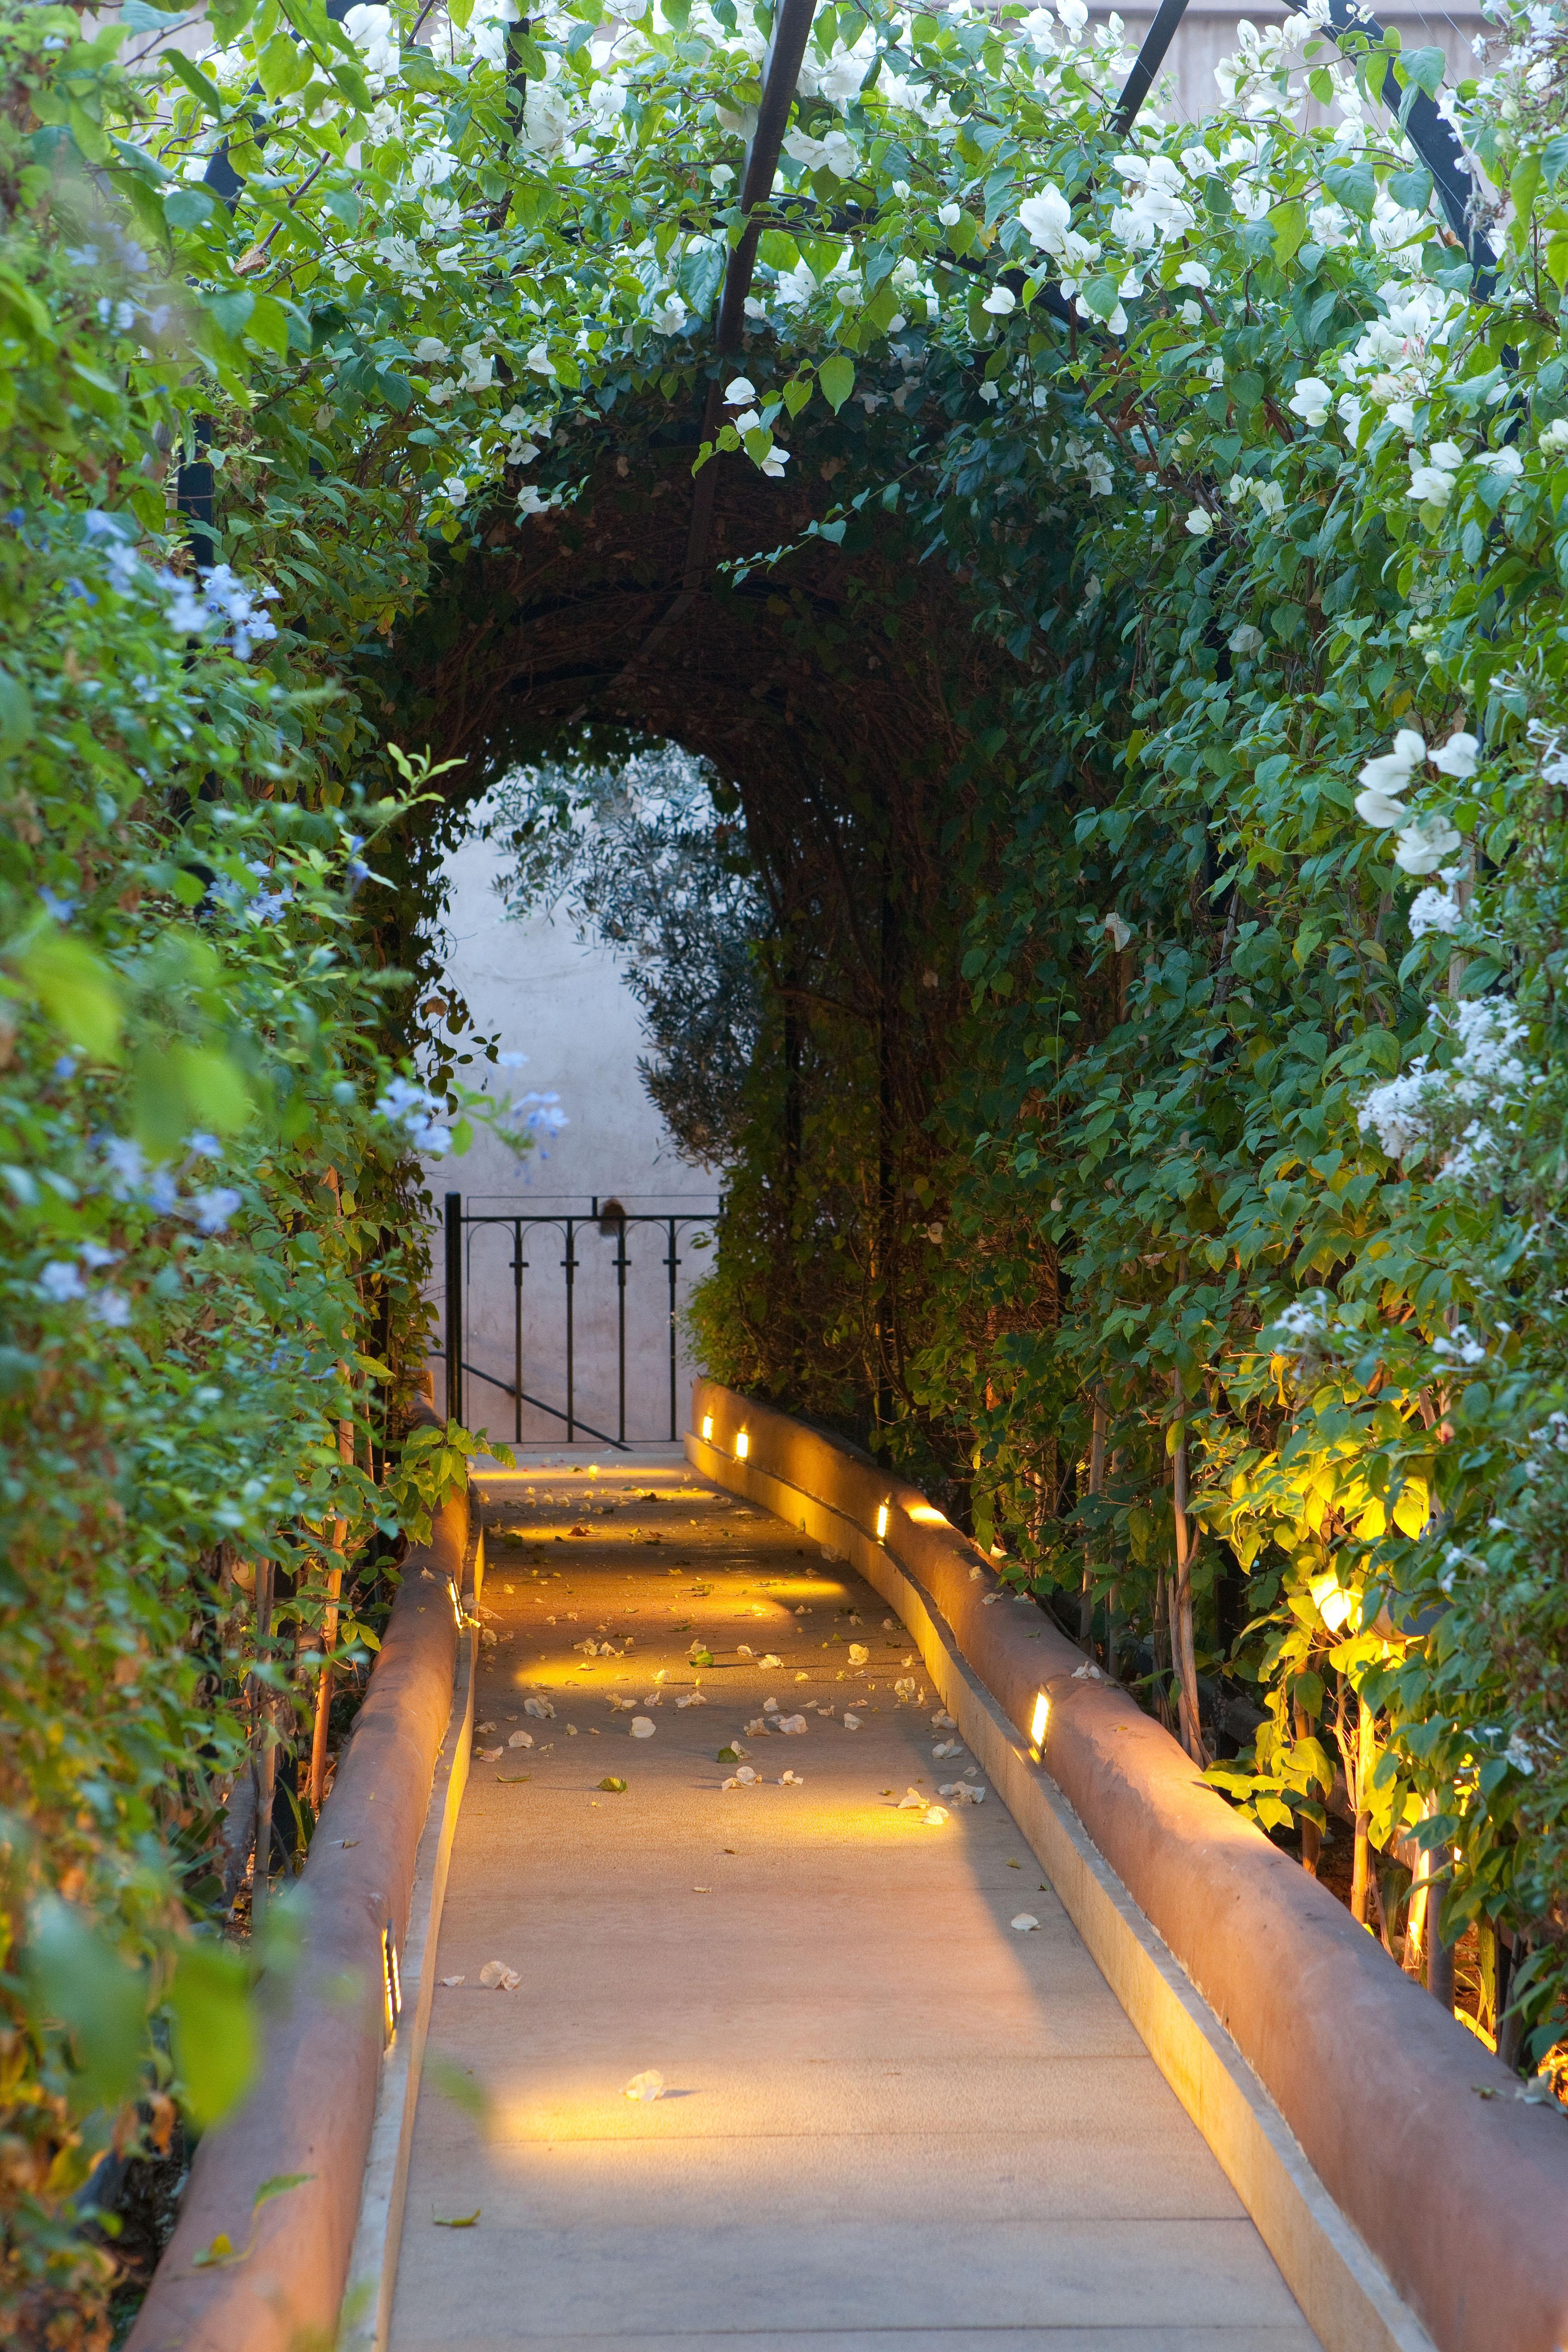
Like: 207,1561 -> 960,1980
167,1942 -> 256,2129
1270,201 -> 1306,268
21,932 -> 123,1059
1388,166 -> 1432,212
433,2209 -> 481,2227
253,2171 -> 314,2209
205,288 -> 256,340
1323,157 -> 1376,220
0,664 -> 34,755
24,1898 -> 146,2117
817,353 -> 855,412
1399,46 -> 1446,98
782,376 -> 813,417
597,1776 -> 627,1792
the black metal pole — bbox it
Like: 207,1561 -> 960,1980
444,1193 -> 463,1426
667,1218 -> 679,1444
564,1217 -> 576,1445
1109,0 -> 1192,137
616,1221 -> 628,1447
512,1217 -> 523,1445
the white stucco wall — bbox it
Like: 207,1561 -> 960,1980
420,818 -> 720,1448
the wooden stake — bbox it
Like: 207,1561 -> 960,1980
1169,1384 -> 1208,1766
251,1557 -> 276,1941
307,1368 -> 356,1817
1080,1390 -> 1108,1651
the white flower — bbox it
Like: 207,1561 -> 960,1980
1394,811 -> 1463,875
977,381 -> 1000,404
731,408 -> 762,435
938,201 -> 963,228
343,2 -> 399,81
1505,1732 -> 1538,1777
1409,461 -> 1455,506
649,298 -> 688,335
1384,400 -> 1419,437
1288,376 -> 1332,427
1179,299 -> 1202,325
1018,185 -> 1071,252
1430,439 -> 1466,470
1355,785 -> 1412,827
1337,393 -> 1365,442
1539,417 -> 1568,453
724,376 -> 756,404
1228,623 -> 1263,655
1429,729 -> 1479,779
1486,445 -> 1524,480
1083,451 -> 1113,496
1407,885 -> 1462,938
1357,729 -> 1426,801
525,342 -> 554,376
760,448 -> 790,477
1103,911 -> 1133,951
1184,506 -> 1214,538
441,475 -> 468,507
1175,260 -> 1211,288
982,285 -> 1017,316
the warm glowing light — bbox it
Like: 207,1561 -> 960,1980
1030,1691 -> 1050,1748
701,1414 -> 713,1442
876,1502 -> 890,1541
382,1926 -> 402,2039
448,1575 -> 463,1629
735,1430 -> 749,1460
907,1502 -> 949,1526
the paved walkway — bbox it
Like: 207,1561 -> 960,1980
389,1461 -> 1318,2352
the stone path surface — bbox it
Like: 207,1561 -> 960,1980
388,1460 -> 1318,2352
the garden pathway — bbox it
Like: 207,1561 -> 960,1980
387,1460 -> 1318,2352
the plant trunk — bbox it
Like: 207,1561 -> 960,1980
1080,1390 -> 1108,1650
251,1556 -> 276,1940
1350,1698 -> 1375,1929
307,1374 -> 356,1815
1169,1387 -> 1207,1766
1293,1700 -> 1321,1875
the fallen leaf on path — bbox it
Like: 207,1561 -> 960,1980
597,1776 -> 627,1792
717,1743 -> 749,1763
759,1653 -> 782,1668
476,1746 -> 503,1762
433,2210 -> 481,2229
624,2071 -> 665,2101
894,1678 -> 917,1702
847,1644 -> 869,1665
524,1697 -> 555,1719
476,1721 -> 496,1734
478,1961 -> 521,1991
736,1644 -> 753,1657
1011,1914 -> 1040,1933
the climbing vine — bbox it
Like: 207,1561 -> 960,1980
6,0 -> 1568,2332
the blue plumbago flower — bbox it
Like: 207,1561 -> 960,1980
39,889 -> 76,922
375,1075 -> 453,1156
52,1056 -> 77,1082
192,1187 -> 242,1235
92,1290 -> 132,1328
38,1261 -> 86,1303
185,1132 -> 223,1160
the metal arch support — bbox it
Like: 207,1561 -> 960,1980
1109,0 -> 1493,284
612,0 -> 819,691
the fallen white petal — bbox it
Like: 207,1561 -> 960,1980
478,1959 -> 521,1990
440,1974 -> 465,1986
1011,1913 -> 1040,1933
507,1729 -> 534,1748
777,1714 -> 808,1734
630,1716 -> 655,1738
922,1805 -> 949,1826
624,2069 -> 665,2100
843,1713 -> 862,1729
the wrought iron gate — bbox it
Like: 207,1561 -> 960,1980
435,1193 -> 719,1448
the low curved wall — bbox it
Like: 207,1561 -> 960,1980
689,1378 -> 1568,2352
126,1478 -> 469,2352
